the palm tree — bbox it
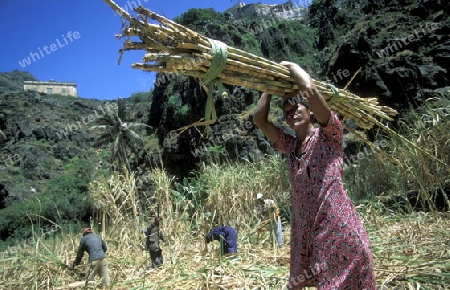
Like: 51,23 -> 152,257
90,113 -> 151,173
0,130 -> 5,142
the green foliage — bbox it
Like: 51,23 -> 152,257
310,0 -> 365,30
44,157 -> 93,195
117,98 -> 127,121
0,70 -> 37,93
167,94 -> 182,110
0,76 -> 22,93
239,33 -> 261,56
174,8 -> 225,32
307,0 -> 369,74
0,70 -> 37,84
175,104 -> 190,123
344,151 -> 403,201
201,145 -> 228,164
129,91 -> 152,104
172,177 -> 208,209
166,94 -> 191,123
0,157 -> 94,245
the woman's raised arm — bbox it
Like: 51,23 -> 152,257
253,92 -> 280,144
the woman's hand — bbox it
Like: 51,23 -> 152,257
280,61 -> 331,126
280,61 -> 313,91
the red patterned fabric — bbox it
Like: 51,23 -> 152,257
273,112 -> 376,289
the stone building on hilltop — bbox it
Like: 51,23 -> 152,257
23,80 -> 78,97
225,1 -> 306,21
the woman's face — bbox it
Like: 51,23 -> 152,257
283,100 -> 311,130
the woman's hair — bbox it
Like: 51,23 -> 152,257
281,97 -> 310,109
281,91 -> 310,109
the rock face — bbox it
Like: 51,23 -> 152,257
148,73 -> 274,176
226,1 -> 307,22
314,0 -> 450,110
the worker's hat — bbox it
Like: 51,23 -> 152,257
256,193 -> 263,199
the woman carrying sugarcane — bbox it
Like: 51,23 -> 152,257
253,61 -> 376,290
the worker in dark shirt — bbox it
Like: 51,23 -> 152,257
142,216 -> 165,268
71,228 -> 110,289
205,226 -> 238,256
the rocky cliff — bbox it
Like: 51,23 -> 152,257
310,0 -> 450,109
226,1 -> 307,22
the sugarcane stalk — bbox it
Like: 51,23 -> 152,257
104,0 -> 398,132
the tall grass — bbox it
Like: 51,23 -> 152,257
345,95 -> 450,212
2,158 -> 448,289
191,154 -> 290,229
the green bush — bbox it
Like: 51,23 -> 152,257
174,8 -> 225,32
0,157 -> 94,245
175,104 -> 190,123
167,94 -> 182,110
129,92 -> 151,104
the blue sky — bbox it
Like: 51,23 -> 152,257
0,0 -> 309,100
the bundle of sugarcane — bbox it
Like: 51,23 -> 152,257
104,0 -> 397,132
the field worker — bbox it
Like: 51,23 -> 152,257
256,193 -> 283,248
205,226 -> 237,256
71,228 -> 110,289
253,61 -> 376,289
142,216 -> 165,268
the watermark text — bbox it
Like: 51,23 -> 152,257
18,31 -> 81,68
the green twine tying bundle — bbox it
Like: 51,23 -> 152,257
202,39 -> 228,136
203,39 -> 228,84
327,84 -> 341,105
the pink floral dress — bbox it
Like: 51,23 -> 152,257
274,112 -> 376,289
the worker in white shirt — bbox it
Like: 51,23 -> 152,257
256,193 -> 282,248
